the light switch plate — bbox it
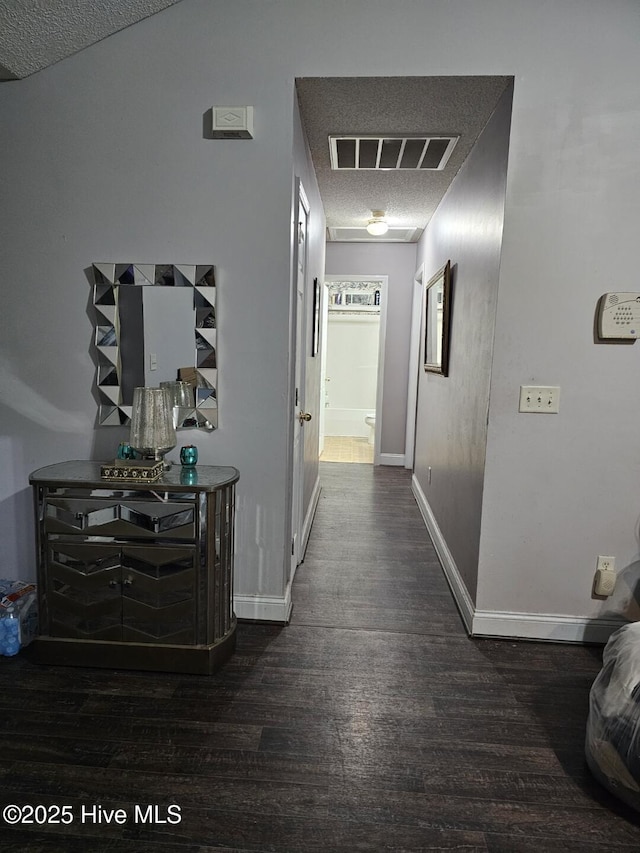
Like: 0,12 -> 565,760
519,385 -> 560,413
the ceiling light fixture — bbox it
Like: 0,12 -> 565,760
366,210 -> 389,236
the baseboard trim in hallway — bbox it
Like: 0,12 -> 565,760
411,472 -> 474,633
378,452 -> 405,466
235,592 -> 292,622
472,609 -> 626,644
411,472 -> 625,645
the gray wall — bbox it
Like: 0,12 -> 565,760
0,2 -> 296,604
1,0 -> 640,633
325,242 -> 417,458
414,83 -> 513,602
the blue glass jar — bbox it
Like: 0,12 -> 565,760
180,445 -> 198,467
117,441 -> 134,460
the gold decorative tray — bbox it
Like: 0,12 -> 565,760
100,459 -> 164,481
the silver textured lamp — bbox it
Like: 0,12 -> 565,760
129,387 -> 176,466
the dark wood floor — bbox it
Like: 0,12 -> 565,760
1,462 -> 640,851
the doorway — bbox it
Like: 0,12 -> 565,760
319,274 -> 387,465
290,179 -> 310,581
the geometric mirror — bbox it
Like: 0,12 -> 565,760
91,263 -> 217,430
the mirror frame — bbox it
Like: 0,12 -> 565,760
91,263 -> 217,430
424,260 -> 452,376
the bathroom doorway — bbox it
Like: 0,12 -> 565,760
319,275 -> 387,464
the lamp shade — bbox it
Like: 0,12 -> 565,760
130,387 -> 176,460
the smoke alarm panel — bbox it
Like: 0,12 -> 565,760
597,293 -> 640,340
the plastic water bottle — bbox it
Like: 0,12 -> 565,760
0,607 -> 20,656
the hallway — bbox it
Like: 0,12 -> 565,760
287,463 -> 640,849
293,463 -> 462,634
1,464 -> 639,851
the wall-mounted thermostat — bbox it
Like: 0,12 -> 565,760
597,292 -> 640,340
211,106 -> 254,139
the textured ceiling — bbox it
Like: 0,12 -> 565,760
0,0 -> 182,79
296,76 -> 511,240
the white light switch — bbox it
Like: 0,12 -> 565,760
519,385 -> 560,413
149,353 -> 157,371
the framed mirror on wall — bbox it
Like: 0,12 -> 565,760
91,263 -> 217,430
424,260 -> 452,376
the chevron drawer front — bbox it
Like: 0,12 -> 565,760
44,498 -> 196,539
29,461 -> 239,674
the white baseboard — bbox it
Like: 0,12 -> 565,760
471,610 -> 625,644
411,474 -> 474,632
378,453 -> 406,467
411,473 -> 623,645
301,475 -> 321,559
235,592 -> 292,623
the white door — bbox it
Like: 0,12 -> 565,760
290,181 -> 310,580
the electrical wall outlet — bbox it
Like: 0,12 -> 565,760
594,556 -> 616,597
596,556 -> 615,573
519,385 -> 560,413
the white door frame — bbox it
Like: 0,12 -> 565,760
321,274 -> 388,465
405,263 -> 424,469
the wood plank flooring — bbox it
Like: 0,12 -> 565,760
1,462 -> 639,851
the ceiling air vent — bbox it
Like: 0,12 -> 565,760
327,226 -> 421,243
329,135 -> 459,171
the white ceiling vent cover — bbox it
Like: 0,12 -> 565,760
327,226 -> 420,243
329,135 -> 459,171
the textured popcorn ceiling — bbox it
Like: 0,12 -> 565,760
296,76 -> 512,240
0,0 -> 182,79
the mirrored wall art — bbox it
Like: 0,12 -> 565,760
91,263 -> 217,430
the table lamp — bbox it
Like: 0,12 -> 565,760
129,387 -> 176,467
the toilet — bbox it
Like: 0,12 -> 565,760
364,413 -> 376,445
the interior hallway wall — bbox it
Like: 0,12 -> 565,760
413,82 -> 513,605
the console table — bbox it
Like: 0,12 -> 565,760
29,461 -> 238,674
